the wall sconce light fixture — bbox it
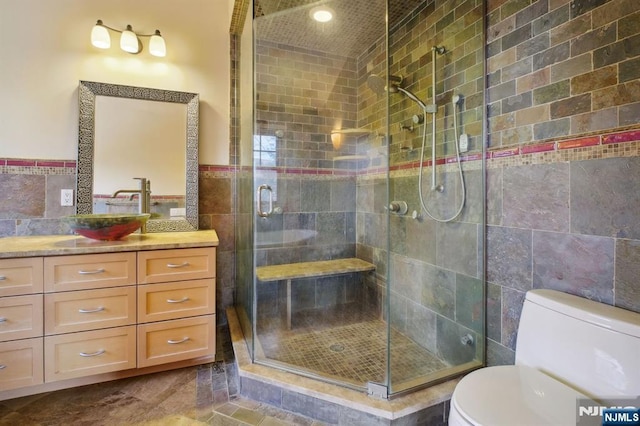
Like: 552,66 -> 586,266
91,20 -> 166,57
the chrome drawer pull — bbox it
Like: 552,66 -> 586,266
0,317 -> 6,323
0,364 -> 6,370
79,349 -> 105,357
167,337 -> 189,344
0,275 -> 6,281
78,306 -> 105,314
167,297 -> 189,304
166,262 -> 190,269
78,268 -> 105,275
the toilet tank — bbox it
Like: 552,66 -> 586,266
515,289 -> 640,398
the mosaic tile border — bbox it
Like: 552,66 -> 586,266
487,128 -> 640,170
4,127 -> 638,180
0,158 -> 76,175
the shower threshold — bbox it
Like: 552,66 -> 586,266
227,307 -> 476,425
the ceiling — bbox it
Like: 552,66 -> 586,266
254,0 -> 427,57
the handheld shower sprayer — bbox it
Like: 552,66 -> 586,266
366,46 -> 466,223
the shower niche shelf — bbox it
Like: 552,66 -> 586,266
332,155 -> 369,162
330,128 -> 378,138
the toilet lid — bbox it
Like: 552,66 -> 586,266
451,365 -> 594,426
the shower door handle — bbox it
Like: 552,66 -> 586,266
257,184 -> 273,217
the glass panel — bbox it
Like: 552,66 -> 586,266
252,0 -> 389,391
386,0 -> 485,394
244,0 -> 486,397
235,0 -> 256,360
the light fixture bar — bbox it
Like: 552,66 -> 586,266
90,19 -> 166,57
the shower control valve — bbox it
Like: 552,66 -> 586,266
461,334 -> 474,346
387,201 -> 408,215
399,123 -> 414,132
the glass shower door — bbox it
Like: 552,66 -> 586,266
238,0 -> 486,398
250,0 -> 390,391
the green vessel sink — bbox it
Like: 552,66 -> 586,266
64,213 -> 151,241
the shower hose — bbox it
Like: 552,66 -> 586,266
417,99 -> 466,223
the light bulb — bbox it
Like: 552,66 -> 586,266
91,20 -> 110,49
331,131 -> 343,149
149,30 -> 166,57
309,6 -> 334,23
120,25 -> 140,53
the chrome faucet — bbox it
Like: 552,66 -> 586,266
111,177 -> 151,233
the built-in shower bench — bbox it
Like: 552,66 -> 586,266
256,258 -> 376,328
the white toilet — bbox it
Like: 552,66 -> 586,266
449,289 -> 640,425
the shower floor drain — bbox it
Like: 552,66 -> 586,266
329,343 -> 345,352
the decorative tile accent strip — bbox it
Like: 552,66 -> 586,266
6,159 -> 36,167
3,127 -> 639,180
1,158 -> 77,175
36,161 -> 67,168
491,148 -> 519,158
557,136 -> 600,150
520,142 -> 556,154
602,130 -> 640,144
199,165 -> 237,173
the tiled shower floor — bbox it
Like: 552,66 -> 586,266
257,307 -> 447,387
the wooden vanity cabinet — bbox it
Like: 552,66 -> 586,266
0,257 -> 44,391
136,248 -> 216,368
43,253 -> 138,382
0,238 -> 216,400
0,257 -> 43,297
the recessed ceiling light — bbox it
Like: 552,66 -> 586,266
310,6 -> 334,23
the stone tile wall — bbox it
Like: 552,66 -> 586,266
486,133 -> 640,365
0,160 -> 235,326
485,0 -> 640,365
487,0 -> 640,147
0,159 -> 76,236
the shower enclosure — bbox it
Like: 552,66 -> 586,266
235,0 -> 485,398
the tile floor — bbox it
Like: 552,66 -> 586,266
256,300 -> 447,388
0,326 -> 326,426
260,319 -> 446,388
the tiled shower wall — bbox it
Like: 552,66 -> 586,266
352,0 -> 486,366
252,39 -> 365,315
254,40 -> 360,168
248,0 -> 487,368
485,0 -> 640,365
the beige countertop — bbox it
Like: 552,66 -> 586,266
0,230 -> 219,258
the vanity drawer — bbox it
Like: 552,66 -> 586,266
0,338 -> 44,391
44,286 -> 136,335
137,315 -> 215,368
0,257 -> 43,297
138,279 -> 215,323
44,325 -> 136,382
138,248 -> 215,284
0,295 -> 44,342
44,252 -> 136,292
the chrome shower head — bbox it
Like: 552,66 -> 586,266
367,74 -> 403,94
368,73 -> 430,112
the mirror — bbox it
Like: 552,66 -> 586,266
77,81 -> 199,232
